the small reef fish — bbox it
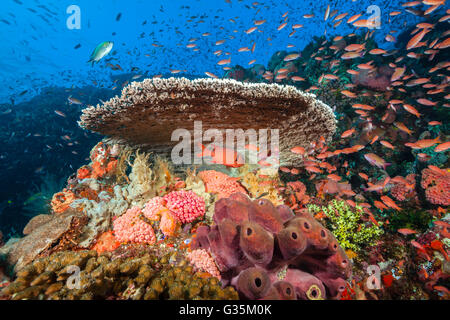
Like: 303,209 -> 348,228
435,142 -> 450,152
381,195 -> 402,211
364,153 -> 391,169
405,137 -> 441,149
68,96 -> 82,105
88,41 -> 114,66
398,228 -> 417,235
196,143 -> 244,168
394,122 -> 413,135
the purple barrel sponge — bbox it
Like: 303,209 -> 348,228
190,192 -> 352,300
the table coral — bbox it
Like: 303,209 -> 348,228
420,167 -> 450,206
113,206 -> 156,244
79,77 -> 337,166
191,192 -> 352,300
198,170 -> 247,199
163,190 -> 205,224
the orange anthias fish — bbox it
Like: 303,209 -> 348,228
394,122 -> 413,135
374,200 -> 388,211
405,137 -> 441,149
435,142 -> 450,152
196,144 -> 244,168
397,228 -> 417,235
341,90 -> 357,98
359,172 -> 369,181
381,195 -> 402,211
305,166 -> 323,174
352,104 -> 375,110
340,145 -> 365,154
364,153 -> 391,169
402,104 -> 421,118
341,128 -> 355,138
391,67 -> 405,82
380,140 -> 395,150
291,146 -> 306,155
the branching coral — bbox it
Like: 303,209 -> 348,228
308,200 -> 383,253
125,151 -> 157,206
115,146 -> 133,184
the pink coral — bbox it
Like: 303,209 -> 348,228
142,196 -> 166,221
113,206 -> 156,244
163,190 -> 205,224
390,174 -> 417,202
198,170 -> 247,199
421,168 -> 450,206
186,249 -> 221,279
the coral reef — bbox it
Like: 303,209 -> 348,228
0,250 -> 238,300
191,193 -> 352,300
50,189 -> 76,214
240,167 -> 283,205
421,167 -> 450,206
390,174 -> 418,203
91,231 -> 120,254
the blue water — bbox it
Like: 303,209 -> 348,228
0,0 -> 423,103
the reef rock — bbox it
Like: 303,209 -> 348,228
0,210 -> 84,272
